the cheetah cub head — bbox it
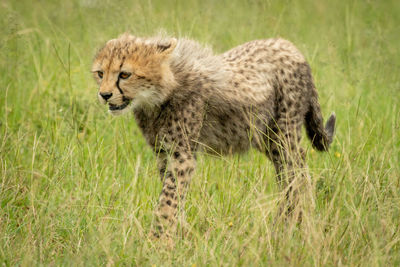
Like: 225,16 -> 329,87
92,34 -> 178,115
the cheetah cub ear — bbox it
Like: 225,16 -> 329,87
156,38 -> 178,90
156,38 -> 177,54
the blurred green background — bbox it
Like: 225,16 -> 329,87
1,0 -> 399,265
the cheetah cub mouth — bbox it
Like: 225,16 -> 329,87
107,98 -> 133,115
108,100 -> 131,111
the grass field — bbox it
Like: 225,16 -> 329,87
1,0 -> 400,265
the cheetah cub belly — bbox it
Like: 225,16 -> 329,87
92,34 -> 336,239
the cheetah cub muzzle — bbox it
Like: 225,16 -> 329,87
92,33 -> 336,239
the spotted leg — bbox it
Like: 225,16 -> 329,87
152,149 -> 195,238
266,116 -> 314,222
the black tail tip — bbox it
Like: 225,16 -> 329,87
325,112 -> 336,141
315,112 -> 336,151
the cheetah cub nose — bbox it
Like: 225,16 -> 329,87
100,92 -> 112,101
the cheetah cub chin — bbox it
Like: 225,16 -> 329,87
92,33 -> 336,238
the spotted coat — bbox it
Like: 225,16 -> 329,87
91,34 -> 336,238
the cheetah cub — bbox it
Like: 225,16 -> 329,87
92,34 -> 336,238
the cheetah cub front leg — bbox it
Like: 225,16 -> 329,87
151,105 -> 201,240
153,148 -> 195,239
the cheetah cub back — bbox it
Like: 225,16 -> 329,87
92,34 -> 336,239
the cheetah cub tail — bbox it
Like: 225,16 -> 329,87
305,99 -> 336,151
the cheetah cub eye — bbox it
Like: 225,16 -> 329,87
97,71 -> 103,79
119,72 -> 131,79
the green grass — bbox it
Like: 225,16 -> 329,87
1,0 -> 399,265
